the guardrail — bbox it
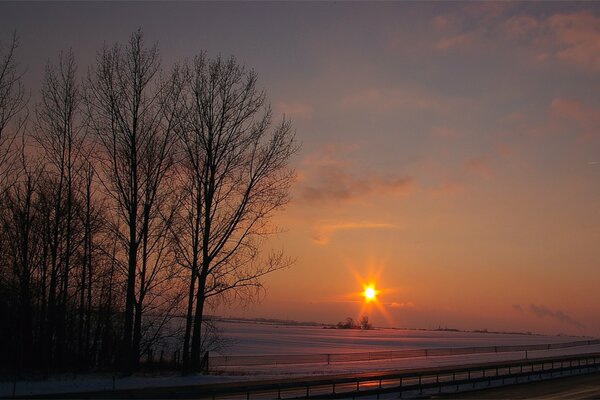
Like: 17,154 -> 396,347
25,352 -> 600,399
208,339 -> 600,368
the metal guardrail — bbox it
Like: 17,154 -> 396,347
208,339 -> 600,368
201,353 -> 600,399
22,352 -> 600,399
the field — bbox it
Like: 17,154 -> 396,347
3,320 -> 598,397
217,320 -> 585,356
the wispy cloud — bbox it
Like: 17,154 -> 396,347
430,180 -> 466,197
547,12 -> 600,71
434,9 -> 600,71
463,156 -> 493,179
529,304 -> 585,329
298,145 -> 414,206
550,97 -> 600,141
497,11 -> 600,71
435,33 -> 475,51
312,222 -> 395,245
514,303 -> 585,329
388,301 -> 414,309
340,87 -> 447,114
276,100 -> 314,119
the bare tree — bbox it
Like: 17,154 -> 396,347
33,49 -> 85,370
0,152 -> 44,372
84,30 -> 181,373
0,31 -> 26,193
173,54 -> 297,369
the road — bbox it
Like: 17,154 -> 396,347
437,372 -> 600,399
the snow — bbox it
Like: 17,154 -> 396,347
217,320 -> 591,356
1,321 -> 597,397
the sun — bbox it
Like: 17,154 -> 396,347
363,286 -> 377,302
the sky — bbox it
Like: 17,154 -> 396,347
2,1 -> 600,337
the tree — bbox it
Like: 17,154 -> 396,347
173,54 -> 297,369
0,31 -> 26,194
33,49 -> 84,370
359,316 -> 372,330
84,30 -> 181,374
0,154 -> 44,372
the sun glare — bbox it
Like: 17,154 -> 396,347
364,286 -> 377,302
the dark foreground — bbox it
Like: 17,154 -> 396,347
439,371 -> 600,399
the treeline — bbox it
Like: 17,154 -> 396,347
0,30 -> 297,375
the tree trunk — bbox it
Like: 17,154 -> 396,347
123,222 -> 137,374
182,267 -> 196,370
190,271 -> 207,369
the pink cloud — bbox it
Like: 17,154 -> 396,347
434,10 -> 600,71
547,12 -> 600,70
432,126 -> 460,139
550,97 -> 600,141
388,301 -> 414,309
464,156 -> 493,179
550,98 -> 591,125
297,145 -> 414,206
340,87 -> 447,113
432,15 -> 456,31
435,33 -> 475,50
311,222 -> 395,245
276,101 -> 314,119
502,15 -> 540,38
495,143 -> 514,158
498,11 -> 600,71
430,180 -> 466,197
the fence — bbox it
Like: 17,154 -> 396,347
208,339 -> 600,368
39,352 -> 600,399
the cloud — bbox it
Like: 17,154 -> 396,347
550,97 -> 600,141
311,222 -> 395,245
500,11 -> 600,71
529,304 -> 585,329
435,10 -> 600,71
463,156 -> 493,179
494,143 -> 514,158
432,126 -> 461,139
298,145 -> 414,206
432,15 -> 456,31
435,33 -> 475,51
276,101 -> 314,119
340,87 -> 447,114
430,180 -> 466,197
547,12 -> 600,71
388,301 -> 414,309
502,15 -> 541,38
514,304 -> 585,329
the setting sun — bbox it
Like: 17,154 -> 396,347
364,286 -> 377,302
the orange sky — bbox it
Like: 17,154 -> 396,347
3,1 -> 600,337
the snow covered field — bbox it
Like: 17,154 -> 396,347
217,320 -> 588,356
1,321 -> 598,397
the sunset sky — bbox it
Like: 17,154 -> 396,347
3,2 -> 600,336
